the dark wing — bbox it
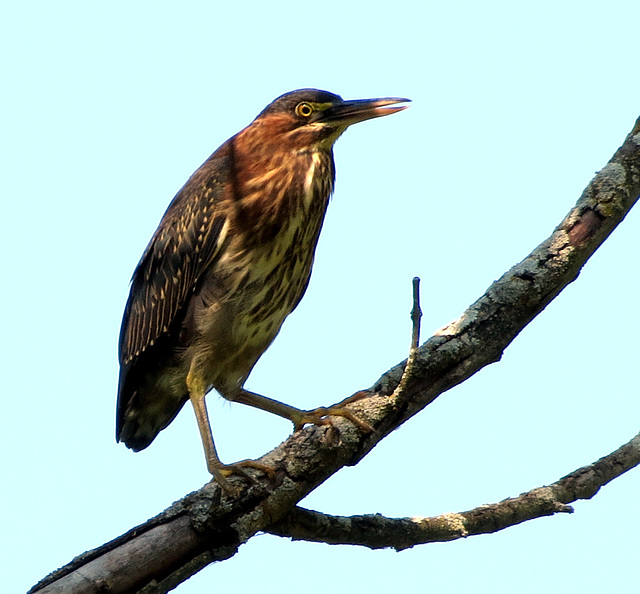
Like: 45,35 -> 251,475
118,158 -> 229,367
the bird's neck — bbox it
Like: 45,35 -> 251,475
230,132 -> 335,214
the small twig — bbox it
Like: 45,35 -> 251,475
391,277 -> 422,399
410,276 -> 422,349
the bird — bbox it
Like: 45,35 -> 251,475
116,88 -> 409,489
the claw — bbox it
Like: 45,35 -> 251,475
292,393 -> 374,433
212,459 -> 277,494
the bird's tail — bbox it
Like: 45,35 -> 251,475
116,362 -> 188,451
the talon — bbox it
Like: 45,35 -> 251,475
215,459 -> 276,488
293,413 -> 332,432
209,467 -> 239,495
337,390 -> 372,407
292,402 -> 374,434
235,459 -> 277,481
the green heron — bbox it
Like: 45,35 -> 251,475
117,89 -> 409,489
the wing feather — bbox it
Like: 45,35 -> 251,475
119,163 -> 229,366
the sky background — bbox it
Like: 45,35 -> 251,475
3,1 -> 639,592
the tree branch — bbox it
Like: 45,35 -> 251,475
269,430 -> 640,549
30,118 -> 640,593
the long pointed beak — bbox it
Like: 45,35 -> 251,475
319,97 -> 411,126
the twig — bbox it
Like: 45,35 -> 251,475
391,276 -> 422,400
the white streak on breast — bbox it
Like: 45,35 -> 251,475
303,152 -> 321,210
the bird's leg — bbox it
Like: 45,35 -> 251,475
186,369 -> 275,492
234,389 -> 373,433
186,370 -> 234,491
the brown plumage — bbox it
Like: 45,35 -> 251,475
117,89 -> 409,488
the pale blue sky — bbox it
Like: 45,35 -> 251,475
3,1 -> 639,592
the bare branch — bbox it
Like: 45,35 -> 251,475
30,119 -> 640,593
269,430 -> 640,549
391,276 -> 422,399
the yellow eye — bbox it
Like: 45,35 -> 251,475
295,102 -> 314,118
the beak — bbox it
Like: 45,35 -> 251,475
318,97 -> 411,126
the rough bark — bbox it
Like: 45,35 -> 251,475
30,117 -> 640,593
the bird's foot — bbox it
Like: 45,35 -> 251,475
293,391 -> 374,433
210,460 -> 276,495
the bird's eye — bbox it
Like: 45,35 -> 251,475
295,102 -> 314,118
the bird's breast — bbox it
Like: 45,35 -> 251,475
187,150 -> 334,387
227,196 -> 325,334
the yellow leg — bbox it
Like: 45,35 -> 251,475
234,389 -> 373,432
186,368 -> 276,492
186,369 -> 235,491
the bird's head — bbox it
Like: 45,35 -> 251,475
246,89 -> 410,153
